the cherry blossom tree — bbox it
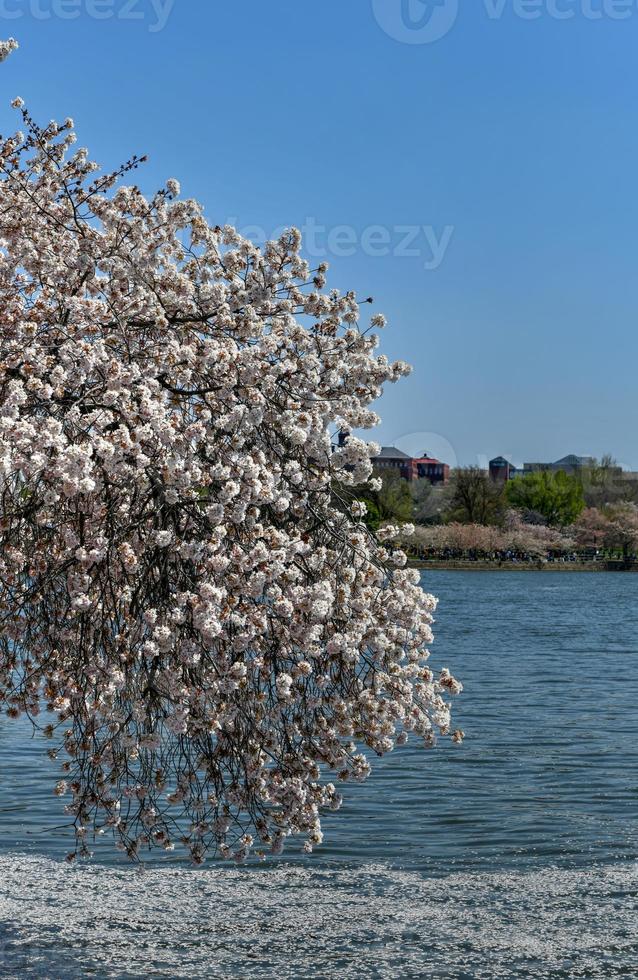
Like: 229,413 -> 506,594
604,503 -> 638,561
573,508 -> 610,550
501,511 -> 575,557
574,505 -> 638,559
399,517 -> 574,560
0,48 -> 461,863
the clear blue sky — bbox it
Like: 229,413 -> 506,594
2,1 -> 637,468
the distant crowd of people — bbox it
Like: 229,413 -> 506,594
411,547 -> 636,566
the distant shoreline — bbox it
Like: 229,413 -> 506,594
410,560 -> 638,573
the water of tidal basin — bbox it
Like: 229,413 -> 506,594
1,571 -> 638,978
2,569 -> 637,873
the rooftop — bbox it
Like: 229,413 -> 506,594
523,455 -> 595,469
553,454 -> 595,467
415,453 -> 444,465
374,447 -> 412,461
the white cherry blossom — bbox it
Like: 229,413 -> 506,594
0,95 -> 461,863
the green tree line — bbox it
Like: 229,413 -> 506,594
349,456 -> 638,532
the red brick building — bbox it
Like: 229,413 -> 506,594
413,453 -> 450,485
373,448 -> 450,486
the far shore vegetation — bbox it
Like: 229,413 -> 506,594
348,457 -> 638,566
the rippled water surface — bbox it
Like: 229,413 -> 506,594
1,571 -> 637,977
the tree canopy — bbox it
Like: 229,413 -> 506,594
505,471 -> 585,526
446,467 -> 505,525
0,86 -> 461,863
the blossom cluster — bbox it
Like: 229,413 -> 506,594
0,103 -> 461,863
0,38 -> 18,63
574,504 -> 638,554
397,515 -> 577,559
